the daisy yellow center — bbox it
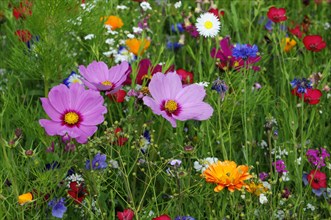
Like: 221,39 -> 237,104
102,80 -> 113,86
165,100 -> 178,113
204,21 -> 213,29
72,79 -> 81,83
64,112 -> 79,125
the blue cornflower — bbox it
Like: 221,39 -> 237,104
171,23 -> 184,33
211,78 -> 228,101
48,198 -> 67,219
63,71 -> 83,87
143,130 -> 151,142
265,19 -> 273,31
167,41 -> 183,50
232,44 -> 259,60
174,216 -> 196,220
85,153 -> 107,170
290,78 -> 312,94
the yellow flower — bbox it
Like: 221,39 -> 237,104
125,38 -> 150,56
18,192 -> 33,205
246,182 -> 268,196
282,38 -> 296,52
202,160 -> 252,192
103,15 -> 123,30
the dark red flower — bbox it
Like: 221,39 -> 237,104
307,170 -> 327,189
15,29 -> 32,42
303,35 -> 326,52
153,214 -> 171,220
68,181 -> 88,204
114,127 -> 128,146
267,7 -> 287,23
291,88 -> 322,105
12,1 -> 32,20
108,89 -> 127,103
289,25 -> 303,39
208,8 -> 225,18
117,209 -> 134,220
175,69 -> 194,84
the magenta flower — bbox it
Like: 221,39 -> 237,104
39,83 -> 107,144
143,72 -> 213,127
78,61 -> 130,94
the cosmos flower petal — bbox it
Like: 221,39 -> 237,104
174,102 -> 213,121
161,111 -> 177,127
143,96 -> 162,115
48,84 -> 70,112
39,119 -> 65,136
40,98 -> 61,122
176,84 -> 206,104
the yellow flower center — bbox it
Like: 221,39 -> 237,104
204,21 -> 213,29
102,81 -> 113,86
165,100 -> 178,113
64,112 -> 79,125
140,86 -> 150,95
72,79 -> 81,84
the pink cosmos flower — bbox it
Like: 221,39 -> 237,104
39,83 -> 107,144
143,72 -> 213,127
79,61 -> 130,94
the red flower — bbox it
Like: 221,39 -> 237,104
267,7 -> 287,23
68,181 -> 88,204
175,69 -> 194,84
208,8 -> 225,18
13,1 -> 32,20
291,88 -> 322,105
117,209 -> 134,220
289,25 -> 303,39
115,127 -> 128,146
303,35 -> 326,52
108,90 -> 127,103
153,214 -> 171,220
15,30 -> 32,42
307,170 -> 327,189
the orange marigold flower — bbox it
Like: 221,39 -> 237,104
125,38 -> 150,56
18,192 -> 33,205
282,38 -> 296,52
202,160 -> 252,192
103,15 -> 124,30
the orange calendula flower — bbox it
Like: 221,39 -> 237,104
202,160 -> 252,192
125,38 -> 151,56
282,38 -> 296,52
18,192 -> 33,205
246,182 -> 268,196
103,15 -> 124,30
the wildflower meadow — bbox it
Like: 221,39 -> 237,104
1,0 -> 331,219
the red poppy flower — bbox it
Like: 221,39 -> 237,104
117,209 -> 134,220
175,69 -> 194,84
153,214 -> 171,220
303,35 -> 326,52
289,25 -> 303,39
108,89 -> 127,103
115,127 -> 128,146
15,29 -> 32,42
267,7 -> 287,23
13,1 -> 32,20
307,170 -> 327,189
208,8 -> 225,18
68,181 -> 88,204
291,88 -> 322,105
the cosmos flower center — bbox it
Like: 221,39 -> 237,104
204,21 -> 213,29
64,112 -> 79,125
102,80 -> 113,86
165,100 -> 178,113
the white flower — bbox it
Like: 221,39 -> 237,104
306,203 -> 315,211
133,27 -> 143,34
281,172 -> 290,182
194,157 -> 218,173
84,34 -> 95,40
66,173 -> 84,187
260,140 -> 268,149
140,2 -> 152,11
196,12 -> 221,38
109,160 -> 119,169
105,38 -> 115,45
127,34 -> 135,39
296,157 -> 301,165
262,181 -> 271,190
117,5 -> 128,10
324,22 -> 330,30
259,194 -> 268,204
103,51 -> 113,57
174,1 -> 182,8
195,81 -> 210,87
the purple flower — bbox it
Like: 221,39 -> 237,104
63,71 -> 83,87
86,153 -> 107,170
174,216 -> 196,220
211,78 -> 228,101
167,41 -> 183,50
48,198 -> 67,218
169,159 -> 182,167
259,172 -> 269,181
290,78 -> 312,94
232,44 -> 259,60
171,23 -> 184,33
273,160 -> 287,173
306,148 -> 330,168
143,72 -> 213,127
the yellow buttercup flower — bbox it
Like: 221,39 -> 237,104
202,160 -> 252,192
282,38 -> 296,52
103,15 -> 123,30
18,192 -> 33,205
125,38 -> 150,56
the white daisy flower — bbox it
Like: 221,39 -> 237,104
140,2 -> 152,11
196,12 -> 221,38
84,34 -> 95,40
174,1 -> 182,9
